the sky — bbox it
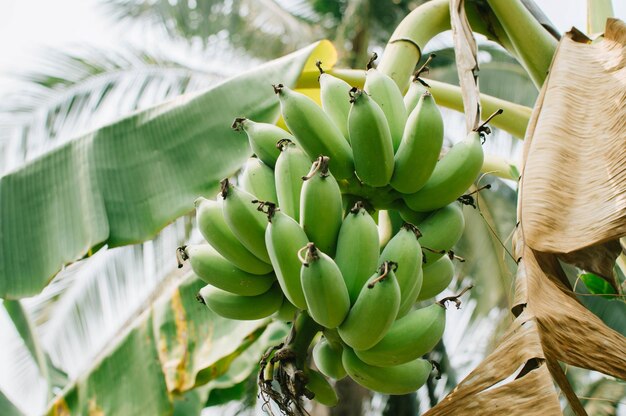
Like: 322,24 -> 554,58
1,0 -> 625,91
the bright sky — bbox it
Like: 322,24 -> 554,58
0,0 -> 625,93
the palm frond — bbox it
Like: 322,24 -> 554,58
0,45 -> 233,175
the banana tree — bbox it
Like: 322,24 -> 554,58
1,0 -> 625,415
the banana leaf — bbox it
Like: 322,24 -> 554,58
0,40 -> 336,299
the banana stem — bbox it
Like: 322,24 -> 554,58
288,311 -> 321,368
377,0 -> 451,93
485,0 -> 558,88
587,0 -> 614,35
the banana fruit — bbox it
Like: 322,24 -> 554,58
354,303 -> 445,366
184,244 -> 275,296
232,117 -> 291,168
417,202 -> 465,265
347,88 -> 394,187
417,255 -> 455,301
313,337 -> 346,380
199,282 -> 283,320
306,369 -> 339,407
275,139 -> 310,220
300,243 -> 350,329
195,197 -> 272,275
240,157 -> 278,203
342,348 -> 432,395
318,61 -> 352,141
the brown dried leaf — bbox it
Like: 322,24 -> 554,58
519,19 -> 626,287
450,0 -> 480,132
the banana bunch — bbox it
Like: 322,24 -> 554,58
178,54 -> 499,403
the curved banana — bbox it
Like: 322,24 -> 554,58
220,179 -> 271,263
403,54 -> 435,114
195,197 -> 272,275
334,202 -> 380,304
363,64 -> 407,152
300,157 -> 343,256
347,88 -> 394,187
318,62 -> 352,141
398,206 -> 430,226
417,203 -> 465,265
313,338 -> 346,380
342,348 -> 431,395
306,369 -> 339,407
265,207 -> 309,310
300,243 -> 350,329
240,157 -> 278,203
274,84 -> 354,179
198,282 -> 283,320
403,131 -> 484,212
354,303 -> 445,367
232,117 -> 292,168
391,92 -> 444,194
274,299 -> 298,322
378,223 -> 423,318
417,255 -> 455,301
274,139 -> 310,220
338,262 -> 401,350
184,244 -> 275,296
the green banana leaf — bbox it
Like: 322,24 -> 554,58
0,40 -> 335,299
46,273 -> 271,414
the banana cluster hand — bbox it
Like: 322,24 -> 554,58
179,54 -> 499,401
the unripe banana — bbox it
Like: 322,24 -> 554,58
334,202 -> 380,304
417,255 -> 455,301
306,369 -> 339,407
347,88 -> 394,187
300,157 -> 343,256
338,262 -> 401,350
274,84 -> 354,179
378,223 -> 423,318
265,207 -> 309,310
232,118 -> 292,168
317,62 -> 352,141
313,338 -> 346,380
274,298 -> 298,322
220,179 -> 271,263
274,139 -> 310,220
403,131 -> 484,212
184,244 -> 275,296
300,243 -> 350,329
363,63 -> 407,151
417,203 -> 465,265
398,206 -> 430,225
342,348 -> 432,395
195,197 -> 272,275
198,282 -> 283,320
391,92 -> 444,194
354,303 -> 445,367
240,157 -> 277,203
403,54 -> 435,114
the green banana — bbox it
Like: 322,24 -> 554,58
240,157 -> 277,203
417,203 -> 465,265
274,84 -> 354,179
354,303 -> 445,367
398,205 -> 430,225
338,262 -> 401,350
306,369 -> 339,407
417,255 -> 455,301
347,88 -> 394,187
390,91 -> 444,194
363,59 -> 407,151
403,54 -> 435,114
342,348 -> 432,395
317,61 -> 352,141
300,243 -> 350,329
198,282 -> 283,320
313,338 -> 346,380
264,207 -> 309,310
403,131 -> 484,212
232,117 -> 292,168
274,298 -> 298,322
274,139 -> 310,220
184,244 -> 275,296
195,197 -> 272,275
220,179 -> 271,263
300,157 -> 343,256
378,223 -> 423,318
334,202 -> 380,304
